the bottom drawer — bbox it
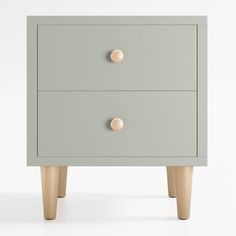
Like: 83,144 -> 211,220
38,92 -> 196,157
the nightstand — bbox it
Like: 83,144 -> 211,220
27,16 -> 207,220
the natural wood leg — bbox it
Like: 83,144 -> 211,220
166,166 -> 176,198
175,166 -> 193,220
40,166 -> 59,220
58,166 -> 68,198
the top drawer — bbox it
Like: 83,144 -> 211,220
38,25 -> 197,91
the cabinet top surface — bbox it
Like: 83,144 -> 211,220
27,16 -> 207,25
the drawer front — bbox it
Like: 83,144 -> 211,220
38,92 -> 197,157
38,25 -> 197,91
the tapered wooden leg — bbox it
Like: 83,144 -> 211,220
166,166 -> 176,198
40,166 -> 59,220
175,166 -> 193,220
58,166 -> 68,198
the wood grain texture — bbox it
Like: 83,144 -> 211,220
166,167 -> 176,198
175,166 -> 193,220
110,117 -> 124,131
40,166 -> 59,220
58,166 -> 68,198
110,49 -> 124,63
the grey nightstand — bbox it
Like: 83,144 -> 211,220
27,16 -> 207,220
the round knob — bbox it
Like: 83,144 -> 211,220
110,49 -> 124,63
110,118 -> 124,131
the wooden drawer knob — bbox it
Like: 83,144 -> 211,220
110,49 -> 124,63
110,118 -> 124,131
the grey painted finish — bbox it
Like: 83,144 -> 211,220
28,156 -> 207,166
38,92 -> 196,157
27,16 -> 207,166
197,24 -> 207,160
27,19 -> 38,162
38,25 -> 196,90
27,16 -> 207,25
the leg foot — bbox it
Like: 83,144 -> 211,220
175,166 -> 193,220
58,166 -> 68,198
166,166 -> 176,198
40,166 -> 59,220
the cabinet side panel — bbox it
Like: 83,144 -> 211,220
27,17 -> 38,165
197,24 -> 207,162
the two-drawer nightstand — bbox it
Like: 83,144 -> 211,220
27,16 -> 207,220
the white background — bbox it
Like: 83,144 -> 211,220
0,0 -> 235,235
